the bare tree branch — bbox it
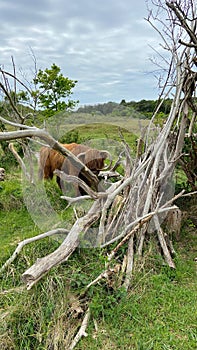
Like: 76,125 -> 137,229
68,308 -> 90,350
0,229 -> 69,273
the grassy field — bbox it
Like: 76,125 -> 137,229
0,120 -> 197,349
0,192 -> 196,349
44,112 -> 150,142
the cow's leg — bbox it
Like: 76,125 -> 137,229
56,175 -> 61,189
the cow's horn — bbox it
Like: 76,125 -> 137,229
100,150 -> 113,170
77,152 -> 86,164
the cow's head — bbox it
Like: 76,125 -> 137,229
77,149 -> 112,174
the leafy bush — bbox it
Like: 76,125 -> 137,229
59,129 -> 80,144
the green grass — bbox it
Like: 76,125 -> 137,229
0,208 -> 39,259
76,230 -> 197,350
75,123 -> 137,145
47,113 -> 147,154
0,202 -> 196,350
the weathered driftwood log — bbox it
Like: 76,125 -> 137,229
0,228 -> 69,274
22,200 -> 102,289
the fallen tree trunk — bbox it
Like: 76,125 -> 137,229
22,199 -> 102,289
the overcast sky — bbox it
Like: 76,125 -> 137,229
0,0 -> 162,106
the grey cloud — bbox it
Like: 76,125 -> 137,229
0,0 -> 161,105
0,0 -> 50,26
51,0 -> 139,29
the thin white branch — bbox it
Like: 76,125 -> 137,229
68,308 -> 90,350
8,143 -> 31,181
85,270 -> 110,290
154,215 -> 175,268
0,116 -> 39,130
61,195 -> 92,205
123,236 -> 134,291
54,170 -> 104,200
0,228 -> 68,273
181,191 -> 197,197
101,205 -> 178,248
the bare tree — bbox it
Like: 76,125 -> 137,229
0,1 -> 196,348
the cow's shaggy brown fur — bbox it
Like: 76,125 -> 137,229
38,143 -> 109,194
